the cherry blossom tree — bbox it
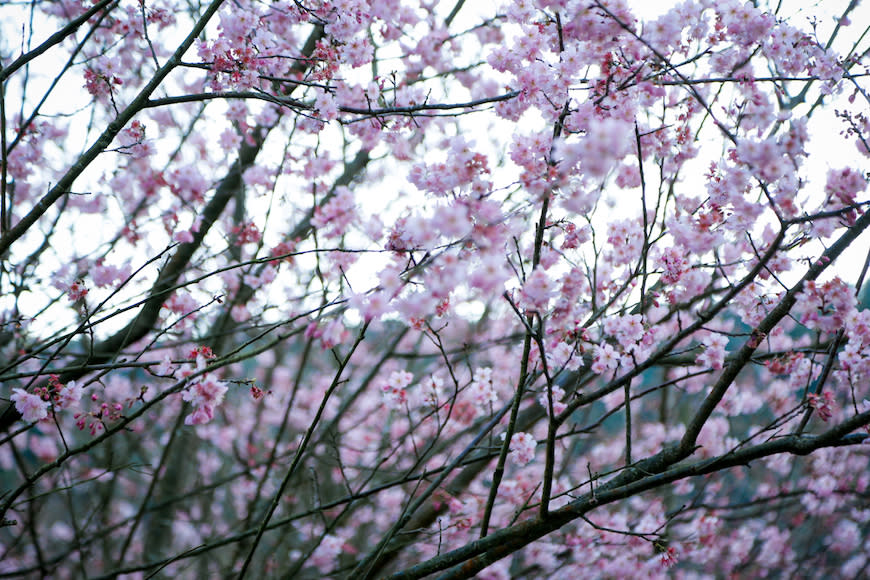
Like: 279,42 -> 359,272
1,0 -> 870,577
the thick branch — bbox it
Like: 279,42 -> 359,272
388,417 -> 870,580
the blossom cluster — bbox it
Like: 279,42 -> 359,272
2,0 -> 870,578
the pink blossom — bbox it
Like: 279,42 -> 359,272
173,230 -> 195,244
468,367 -> 499,407
822,167 -> 867,224
155,355 -> 176,377
117,120 -> 149,157
660,546 -> 678,569
67,279 -> 89,302
697,333 -> 729,370
218,128 -> 241,151
6,0 -> 870,574
309,534 -> 347,573
381,370 -> 413,409
165,292 -> 199,316
169,165 -> 209,202
83,60 -> 123,98
420,376 -> 445,408
92,261 -> 131,288
502,431 -> 536,466
182,373 -> 227,426
57,381 -> 83,409
605,219 -> 644,266
315,89 -> 339,122
340,36 -> 373,67
319,319 -> 350,349
11,389 -> 50,422
350,291 -> 391,322
545,342 -> 582,373
656,246 -> 688,285
555,117 -> 633,179
807,391 -> 836,422
469,254 -> 510,294
604,314 -> 645,350
591,343 -> 620,374
520,268 -> 554,313
434,203 -> 472,238
182,373 -> 227,409
230,304 -> 250,322
242,166 -> 274,189
538,384 -> 567,416
184,405 -> 215,426
311,186 -> 357,239
736,137 -> 788,183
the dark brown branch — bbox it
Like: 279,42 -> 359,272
387,420 -> 870,580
